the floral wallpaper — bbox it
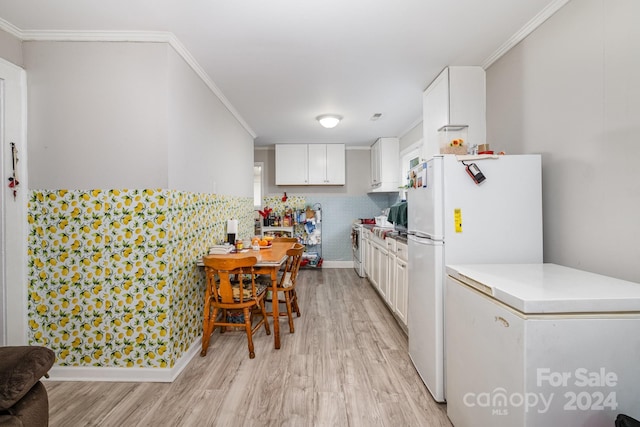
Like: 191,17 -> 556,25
27,189 -> 253,369
262,195 -> 307,215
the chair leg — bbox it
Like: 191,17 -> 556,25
243,307 -> 255,359
285,291 -> 295,333
259,298 -> 271,335
292,289 -> 301,317
221,309 -> 227,333
201,305 -> 216,357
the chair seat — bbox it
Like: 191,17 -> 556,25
218,280 -> 268,302
258,271 -> 293,289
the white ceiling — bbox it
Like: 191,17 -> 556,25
0,0 -> 568,146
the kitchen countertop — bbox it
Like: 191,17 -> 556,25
359,224 -> 407,243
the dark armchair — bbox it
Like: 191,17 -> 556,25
0,346 -> 55,427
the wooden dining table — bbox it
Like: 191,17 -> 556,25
199,241 -> 294,350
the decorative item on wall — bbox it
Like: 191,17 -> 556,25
8,142 -> 19,200
263,195 -> 306,214
258,206 -> 273,222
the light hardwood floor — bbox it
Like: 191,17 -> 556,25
45,268 -> 451,427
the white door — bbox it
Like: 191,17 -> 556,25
407,234 -> 445,402
0,59 -> 27,346
0,79 -> 4,345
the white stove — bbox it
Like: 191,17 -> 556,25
351,223 -> 365,277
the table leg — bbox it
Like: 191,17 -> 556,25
271,269 -> 280,349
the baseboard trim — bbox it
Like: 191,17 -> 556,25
45,337 -> 202,383
320,261 -> 353,269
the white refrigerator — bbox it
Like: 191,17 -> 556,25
407,154 -> 543,402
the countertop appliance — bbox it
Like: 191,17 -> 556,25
351,223 -> 365,277
407,154 -> 543,402
446,263 -> 640,426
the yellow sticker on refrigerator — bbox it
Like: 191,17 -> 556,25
454,208 -> 462,233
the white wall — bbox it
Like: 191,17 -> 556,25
399,122 -> 422,153
0,30 -> 22,67
486,0 -> 640,283
24,41 -> 170,189
22,40 -> 255,195
167,49 -> 254,196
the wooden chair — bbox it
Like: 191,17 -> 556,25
264,243 -> 304,333
272,236 -> 298,243
200,256 -> 270,359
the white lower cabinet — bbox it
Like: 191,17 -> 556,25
394,242 -> 408,326
387,241 -> 397,308
365,235 -> 408,329
374,240 -> 388,301
363,230 -> 372,279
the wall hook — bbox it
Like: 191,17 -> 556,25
8,142 -> 19,200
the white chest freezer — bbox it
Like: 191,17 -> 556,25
445,263 -> 640,427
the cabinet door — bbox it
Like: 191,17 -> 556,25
423,67 -> 486,159
395,258 -> 408,325
378,138 -> 400,185
370,138 -> 399,192
371,244 -> 380,289
307,144 -> 326,184
275,144 -> 308,185
325,144 -> 345,184
422,69 -> 450,159
448,67 -> 486,153
363,237 -> 370,277
387,252 -> 397,308
377,244 -> 388,302
306,144 -> 346,185
370,141 -> 380,187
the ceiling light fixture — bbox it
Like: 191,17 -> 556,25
316,114 -> 342,129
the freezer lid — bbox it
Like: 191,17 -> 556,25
446,263 -> 640,314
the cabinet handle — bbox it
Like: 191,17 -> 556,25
494,316 -> 509,327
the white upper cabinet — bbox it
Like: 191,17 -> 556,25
422,66 -> 486,158
276,143 -> 345,186
308,144 -> 345,185
275,144 -> 309,185
369,137 -> 399,192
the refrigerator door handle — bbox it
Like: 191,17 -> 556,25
410,231 -> 438,241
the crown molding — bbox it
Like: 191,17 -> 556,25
0,22 -> 257,139
482,0 -> 571,69
0,17 -> 22,38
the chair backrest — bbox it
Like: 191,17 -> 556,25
279,243 -> 304,289
272,237 -> 298,243
203,256 -> 257,304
